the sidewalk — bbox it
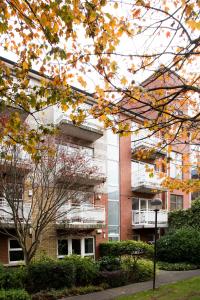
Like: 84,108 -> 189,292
64,269 -> 200,300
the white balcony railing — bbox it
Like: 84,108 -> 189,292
131,162 -> 165,192
55,114 -> 103,133
131,128 -> 162,151
57,203 -> 105,227
0,199 -> 31,224
58,145 -> 106,179
0,146 -> 30,163
132,210 -> 168,227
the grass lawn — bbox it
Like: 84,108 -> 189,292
116,276 -> 200,300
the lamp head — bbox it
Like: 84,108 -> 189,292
151,198 -> 162,211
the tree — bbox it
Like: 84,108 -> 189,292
0,141 -> 104,264
168,198 -> 200,231
0,0 -> 199,190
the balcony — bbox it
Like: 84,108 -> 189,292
0,147 -> 31,174
57,146 -> 106,186
132,210 -> 168,228
0,199 -> 31,227
56,203 -> 105,229
132,162 -> 166,193
56,114 -> 103,142
131,129 -> 166,159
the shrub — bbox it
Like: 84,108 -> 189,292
97,270 -> 128,288
0,265 -> 26,289
26,258 -> 76,293
0,289 -> 30,300
169,199 -> 200,230
99,241 -> 153,259
98,256 -> 121,271
64,255 -> 99,286
32,285 -> 105,300
158,261 -> 199,271
122,258 -> 154,283
157,227 -> 200,264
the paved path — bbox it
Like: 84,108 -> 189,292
63,269 -> 200,300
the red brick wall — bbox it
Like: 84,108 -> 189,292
119,135 -> 132,240
0,234 -> 8,264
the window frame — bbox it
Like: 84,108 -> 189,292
170,194 -> 183,211
8,239 -> 24,264
170,151 -> 183,179
57,236 -> 95,259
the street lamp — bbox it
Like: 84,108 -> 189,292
150,198 -> 162,290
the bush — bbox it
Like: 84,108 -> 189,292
157,227 -> 200,264
0,265 -> 26,289
122,258 -> 154,283
0,289 -> 30,300
26,258 -> 76,293
98,256 -> 121,271
158,261 -> 199,271
64,255 -> 99,286
99,241 -> 153,259
169,199 -> 200,230
97,270 -> 128,288
32,285 -> 105,300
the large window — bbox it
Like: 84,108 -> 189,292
57,237 -> 94,258
170,152 -> 183,179
170,194 -> 183,211
9,239 -> 24,264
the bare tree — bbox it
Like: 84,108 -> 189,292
0,141 -> 105,265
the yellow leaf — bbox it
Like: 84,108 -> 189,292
22,61 -> 29,70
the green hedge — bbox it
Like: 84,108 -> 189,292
0,289 -> 30,300
26,258 -> 76,293
0,265 -> 26,289
63,255 -> 99,286
99,241 -> 153,258
122,258 -> 154,282
98,256 -> 121,271
169,199 -> 200,230
157,227 -> 200,264
158,261 -> 199,271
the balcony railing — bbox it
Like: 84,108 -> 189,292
132,210 -> 168,228
0,199 -> 31,225
131,162 -> 166,193
58,145 -> 106,185
56,203 -> 105,228
55,114 -> 103,142
131,129 -> 166,158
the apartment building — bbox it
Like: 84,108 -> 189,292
0,57 -> 191,265
119,69 -> 191,243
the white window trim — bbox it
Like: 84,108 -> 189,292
57,237 -> 95,259
8,239 -> 24,264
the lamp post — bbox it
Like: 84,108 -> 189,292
150,198 -> 162,290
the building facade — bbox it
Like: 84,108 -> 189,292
0,58 -> 191,265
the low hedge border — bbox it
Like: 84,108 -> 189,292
99,241 -> 154,259
158,261 -> 199,271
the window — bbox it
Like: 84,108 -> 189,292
58,240 -> 68,258
170,195 -> 183,211
9,239 -> 24,263
170,152 -> 183,179
72,239 -> 81,255
108,201 -> 119,225
57,237 -> 94,258
133,234 -> 140,241
84,238 -> 94,256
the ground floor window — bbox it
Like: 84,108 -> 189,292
8,239 -> 24,264
170,194 -> 183,211
133,234 -> 140,241
58,237 -> 94,259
